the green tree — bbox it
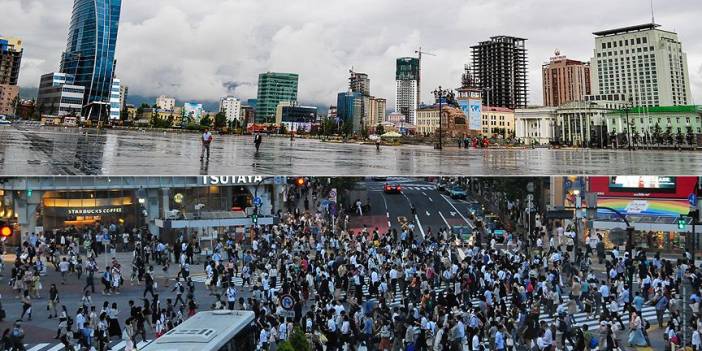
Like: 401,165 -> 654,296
375,123 -> 385,135
288,327 -> 310,351
360,126 -> 369,139
686,125 -> 695,145
214,112 -> 227,129
653,123 -> 662,145
200,115 -> 212,127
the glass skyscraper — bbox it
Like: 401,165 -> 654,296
256,72 -> 299,124
60,0 -> 122,118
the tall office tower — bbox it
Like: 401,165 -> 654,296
60,0 -> 122,118
256,72 -> 299,123
109,78 -> 121,120
471,36 -> 528,109
591,23 -> 691,106
542,51 -> 591,107
395,57 -> 420,125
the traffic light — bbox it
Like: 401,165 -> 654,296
26,188 -> 32,198
678,216 -> 687,230
294,177 -> 307,187
251,207 -> 258,225
0,221 -> 11,237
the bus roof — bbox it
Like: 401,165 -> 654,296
141,310 -> 255,351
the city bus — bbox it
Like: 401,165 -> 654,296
140,310 -> 256,351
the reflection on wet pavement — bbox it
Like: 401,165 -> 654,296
1,124 -> 701,175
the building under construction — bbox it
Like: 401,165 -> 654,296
470,36 -> 528,109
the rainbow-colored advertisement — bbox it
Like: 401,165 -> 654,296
597,198 -> 690,217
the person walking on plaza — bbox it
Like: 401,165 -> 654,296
200,128 -> 213,161
254,133 -> 263,152
48,284 -> 60,319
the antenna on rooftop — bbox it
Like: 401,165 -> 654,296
650,0 -> 655,24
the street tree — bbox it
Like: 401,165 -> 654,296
375,124 -> 385,136
214,112 -> 227,129
200,115 -> 212,127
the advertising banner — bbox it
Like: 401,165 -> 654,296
459,99 -> 482,131
597,198 -> 690,217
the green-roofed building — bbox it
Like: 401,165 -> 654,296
606,105 -> 702,145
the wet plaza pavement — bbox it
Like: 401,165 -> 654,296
2,124 -> 702,175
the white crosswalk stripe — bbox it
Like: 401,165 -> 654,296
22,339 -> 148,351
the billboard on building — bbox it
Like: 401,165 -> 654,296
459,99 -> 482,131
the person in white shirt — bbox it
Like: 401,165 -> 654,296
200,128 -> 213,161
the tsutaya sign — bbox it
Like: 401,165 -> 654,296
202,176 -> 264,185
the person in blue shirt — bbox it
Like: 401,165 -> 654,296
494,325 -> 505,351
655,294 -> 669,328
633,291 -> 645,314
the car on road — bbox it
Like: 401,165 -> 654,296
435,181 -> 448,192
384,183 -> 402,194
448,185 -> 467,199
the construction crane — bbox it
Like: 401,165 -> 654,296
415,47 -> 436,107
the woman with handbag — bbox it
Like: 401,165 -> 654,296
627,311 -> 647,347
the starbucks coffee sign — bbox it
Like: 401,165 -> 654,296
202,176 -> 264,185
67,207 -> 124,215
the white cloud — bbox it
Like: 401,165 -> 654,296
4,0 -> 702,106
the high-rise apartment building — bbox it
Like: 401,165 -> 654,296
256,72 -> 299,123
590,23 -> 691,106
109,78 -> 121,120
0,36 -> 22,116
156,96 -> 175,111
36,72 -> 85,117
542,52 -> 591,107
368,97 -> 387,128
471,36 -> 528,109
349,71 -> 370,96
0,36 -> 23,85
60,0 -> 122,118
219,96 -> 241,123
395,57 -> 420,125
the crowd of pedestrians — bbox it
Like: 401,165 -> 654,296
1,181 -> 701,351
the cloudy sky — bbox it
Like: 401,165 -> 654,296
3,0 -> 701,107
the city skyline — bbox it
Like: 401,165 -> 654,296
4,0 -> 702,108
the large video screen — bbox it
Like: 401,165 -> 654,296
609,176 -> 676,193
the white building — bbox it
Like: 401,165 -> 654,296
514,107 -> 557,145
109,78 -> 121,120
591,23 -> 692,107
219,96 -> 241,123
395,80 -> 417,125
156,95 -> 176,111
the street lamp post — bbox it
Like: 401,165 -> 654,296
432,86 -> 450,150
625,97 -> 633,151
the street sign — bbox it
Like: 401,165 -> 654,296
254,197 -> 263,207
274,176 -> 286,185
320,199 -> 330,208
526,182 -> 534,193
527,194 -> 534,202
329,188 -> 337,203
689,193 -> 697,207
281,294 -> 295,310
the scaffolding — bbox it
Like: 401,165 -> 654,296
470,36 -> 529,110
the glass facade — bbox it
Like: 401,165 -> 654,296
256,72 -> 299,123
60,0 -> 122,116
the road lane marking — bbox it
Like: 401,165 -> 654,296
28,344 -> 50,351
441,194 -> 473,228
414,214 -> 426,240
425,210 -> 430,216
46,344 -> 65,351
111,341 -> 126,350
450,211 -> 457,216
438,211 -> 451,228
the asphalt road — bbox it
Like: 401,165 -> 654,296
348,178 -> 475,239
3,124 -> 702,175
